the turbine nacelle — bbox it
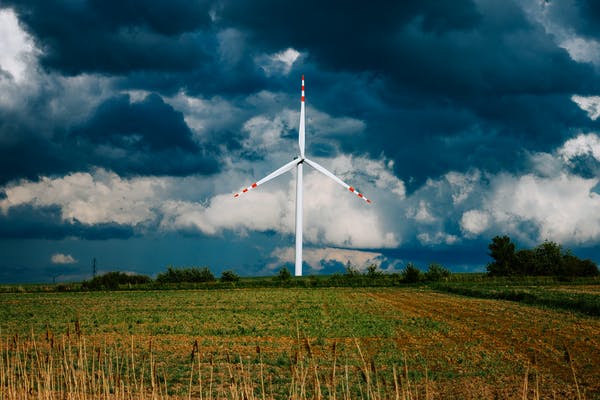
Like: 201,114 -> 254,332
234,76 -> 371,276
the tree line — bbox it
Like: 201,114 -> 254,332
487,235 -> 598,277
78,236 -> 599,290
80,263 -> 451,290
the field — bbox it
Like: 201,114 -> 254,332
1,286 -> 599,399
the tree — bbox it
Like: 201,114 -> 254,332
515,249 -> 536,275
489,236 -> 599,277
220,270 -> 240,282
403,263 -> 422,283
562,253 -> 599,277
579,259 -> 600,277
487,235 -> 517,276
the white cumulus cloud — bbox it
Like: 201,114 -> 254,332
160,163 -> 399,249
325,155 -> 406,199
417,232 -> 459,246
558,132 -> 600,163
242,111 -> 297,152
51,253 -> 77,264
0,151 -> 401,251
164,91 -> 242,140
572,95 -> 600,121
256,47 -> 301,76
486,173 -> 600,245
406,200 -> 436,223
460,209 -> 491,236
560,37 -> 600,66
0,8 -> 38,83
0,169 -> 164,226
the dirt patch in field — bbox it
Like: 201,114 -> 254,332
360,288 -> 600,398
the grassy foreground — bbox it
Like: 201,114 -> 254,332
1,287 -> 599,398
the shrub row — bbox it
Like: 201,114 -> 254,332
433,283 -> 600,316
78,263 -> 451,291
81,271 -> 151,290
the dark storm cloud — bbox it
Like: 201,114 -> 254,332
4,0 -> 214,75
88,0 -> 213,35
0,134 -> 69,185
73,94 -> 196,152
573,0 -> 600,37
0,264 -> 42,284
0,92 -> 219,185
2,0 -> 599,186
3,0 -> 600,279
5,0 -> 279,100
0,204 -> 135,240
219,0 -> 482,66
217,0 -> 600,184
219,0 -> 590,96
70,93 -> 219,176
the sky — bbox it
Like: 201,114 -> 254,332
1,0 -> 600,283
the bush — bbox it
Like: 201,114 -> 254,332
220,270 -> 240,282
156,266 -> 215,284
276,267 -> 291,282
424,263 -> 451,282
82,272 -> 151,290
56,283 -> 73,292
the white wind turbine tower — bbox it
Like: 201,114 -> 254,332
234,75 -> 371,276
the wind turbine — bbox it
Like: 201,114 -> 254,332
234,75 -> 371,276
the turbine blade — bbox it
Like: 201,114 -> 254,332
304,158 -> 372,204
299,75 -> 305,158
234,158 -> 299,198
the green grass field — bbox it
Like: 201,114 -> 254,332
1,286 -> 599,398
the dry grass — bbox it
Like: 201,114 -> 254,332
2,329 -> 591,400
0,330 -> 440,400
0,332 -> 430,400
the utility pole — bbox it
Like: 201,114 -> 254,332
92,257 -> 97,278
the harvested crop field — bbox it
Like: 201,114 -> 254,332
1,287 -> 599,399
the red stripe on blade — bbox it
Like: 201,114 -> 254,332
349,187 -> 355,192
251,183 -> 257,188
